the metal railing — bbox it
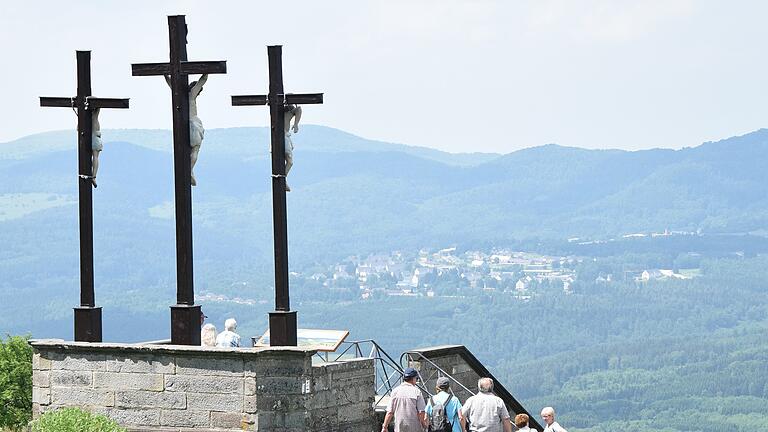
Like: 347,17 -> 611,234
315,339 -> 404,408
401,350 -> 476,399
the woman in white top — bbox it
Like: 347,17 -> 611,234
200,323 -> 217,347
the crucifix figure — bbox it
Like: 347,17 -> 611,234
132,15 -> 226,345
284,104 -> 301,191
40,50 -> 129,342
164,73 -> 209,186
232,45 -> 323,346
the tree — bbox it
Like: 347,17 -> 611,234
0,335 -> 32,431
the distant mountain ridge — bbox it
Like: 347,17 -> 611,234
0,126 -> 501,166
2,126 -> 767,250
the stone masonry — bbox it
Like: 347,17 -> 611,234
31,339 -> 375,432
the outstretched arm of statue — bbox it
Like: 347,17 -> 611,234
292,105 -> 302,133
190,74 -> 208,99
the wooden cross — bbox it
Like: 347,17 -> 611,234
40,50 -> 129,343
232,45 -> 323,346
132,15 -> 226,345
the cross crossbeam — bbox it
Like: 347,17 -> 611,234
231,93 -> 323,106
231,45 -> 323,346
131,60 -> 227,77
39,50 -> 129,343
131,15 -> 226,345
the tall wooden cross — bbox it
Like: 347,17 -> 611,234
40,50 -> 129,342
131,15 -> 226,345
232,46 -> 323,346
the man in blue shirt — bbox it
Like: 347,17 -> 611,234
215,318 -> 241,347
426,377 -> 464,432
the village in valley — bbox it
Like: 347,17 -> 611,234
200,232 -> 701,306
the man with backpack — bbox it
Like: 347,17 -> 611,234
426,377 -> 464,432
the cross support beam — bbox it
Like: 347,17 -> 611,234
131,15 -> 226,345
132,60 -> 227,77
231,45 -> 323,346
39,97 -> 74,107
40,50 -> 129,343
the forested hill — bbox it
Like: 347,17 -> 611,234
2,127 -> 768,431
2,126 -> 767,250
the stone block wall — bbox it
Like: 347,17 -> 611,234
31,340 -> 376,432
309,358 -> 376,431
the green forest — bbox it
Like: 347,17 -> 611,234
284,256 -> 768,432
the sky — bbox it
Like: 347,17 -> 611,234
2,0 -> 768,153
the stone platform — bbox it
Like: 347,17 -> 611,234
30,339 -> 375,432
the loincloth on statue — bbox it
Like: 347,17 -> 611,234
285,133 -> 294,158
190,116 -> 204,148
92,132 -> 103,151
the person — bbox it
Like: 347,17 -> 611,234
283,103 -> 301,192
514,414 -> 532,432
381,367 -> 428,432
215,318 -> 241,347
199,310 -> 209,343
90,108 -> 102,188
425,376 -> 463,432
540,407 -> 567,432
165,74 -> 208,186
460,378 -> 512,432
200,323 -> 217,347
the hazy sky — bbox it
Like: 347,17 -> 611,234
2,0 -> 767,153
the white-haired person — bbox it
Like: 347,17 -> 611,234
200,323 -> 217,347
541,407 -> 568,432
215,318 -> 241,347
461,377 -> 512,432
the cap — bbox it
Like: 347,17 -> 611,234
436,377 -> 450,389
403,367 -> 418,379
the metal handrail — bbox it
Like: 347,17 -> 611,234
314,339 -> 405,406
404,345 -> 543,431
400,351 -> 475,396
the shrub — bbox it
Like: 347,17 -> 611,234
30,407 -> 126,432
0,334 -> 32,431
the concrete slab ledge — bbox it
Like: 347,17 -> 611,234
29,339 -> 317,358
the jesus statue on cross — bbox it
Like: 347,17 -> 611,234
165,73 -> 209,186
283,103 -> 301,191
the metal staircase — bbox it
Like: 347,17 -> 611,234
404,345 -> 543,431
318,341 -> 543,431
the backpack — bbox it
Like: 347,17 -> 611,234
428,394 -> 454,432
